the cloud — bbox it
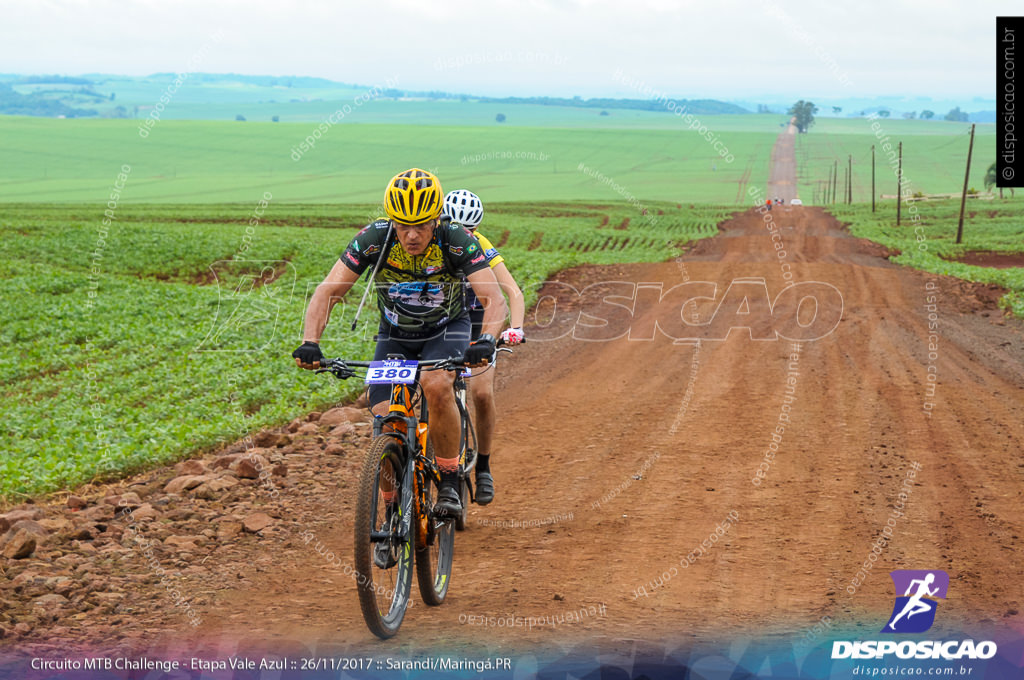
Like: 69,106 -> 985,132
0,0 -> 1010,98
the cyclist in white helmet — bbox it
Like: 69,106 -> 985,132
443,189 -> 525,505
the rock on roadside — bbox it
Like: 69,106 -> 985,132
2,530 -> 37,559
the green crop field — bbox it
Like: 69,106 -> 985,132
827,200 -> 1024,316
0,116 -> 774,205
795,120 -> 996,204
3,111 -> 1018,503
0,201 -> 735,500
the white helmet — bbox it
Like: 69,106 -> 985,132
443,189 -> 483,228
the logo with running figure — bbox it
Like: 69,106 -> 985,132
882,570 -> 949,633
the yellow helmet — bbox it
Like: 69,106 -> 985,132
384,168 -> 443,225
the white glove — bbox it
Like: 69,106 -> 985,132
500,327 -> 525,345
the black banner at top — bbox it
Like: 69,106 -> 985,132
997,17 -> 1024,187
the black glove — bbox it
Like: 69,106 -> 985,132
464,334 -> 496,366
292,341 -> 324,366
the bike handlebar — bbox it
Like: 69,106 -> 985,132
316,347 -> 514,381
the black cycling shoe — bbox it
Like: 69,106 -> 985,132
475,471 -> 495,505
434,482 -> 462,517
373,504 -> 399,569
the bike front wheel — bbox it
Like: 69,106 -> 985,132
415,445 -> 455,605
354,435 -> 414,639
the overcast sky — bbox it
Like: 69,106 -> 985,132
0,0 -> 1012,100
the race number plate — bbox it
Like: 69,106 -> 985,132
364,360 -> 418,385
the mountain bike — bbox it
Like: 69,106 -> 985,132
317,349 -> 509,638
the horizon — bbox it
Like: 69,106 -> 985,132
0,70 -> 996,114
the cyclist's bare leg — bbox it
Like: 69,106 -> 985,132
469,368 -> 496,458
468,368 -> 496,503
419,370 -> 460,463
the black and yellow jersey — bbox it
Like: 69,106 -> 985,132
341,219 -> 489,335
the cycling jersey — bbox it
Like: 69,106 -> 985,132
341,219 -> 489,335
465,231 -> 503,311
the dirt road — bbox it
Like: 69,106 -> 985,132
766,119 -> 798,203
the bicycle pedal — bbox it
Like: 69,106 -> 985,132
431,510 -> 456,523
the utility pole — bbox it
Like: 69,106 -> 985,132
827,159 -> 835,204
956,124 -> 976,244
871,145 -> 876,213
896,142 -> 902,226
848,155 -> 853,204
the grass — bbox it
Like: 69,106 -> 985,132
827,199 -> 1024,316
0,201 -> 735,501
794,121 -> 997,203
0,117 -> 777,204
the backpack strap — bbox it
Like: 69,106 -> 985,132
436,215 -> 458,276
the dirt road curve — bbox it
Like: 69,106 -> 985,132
5,206 -> 1023,664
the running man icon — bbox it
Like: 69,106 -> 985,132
882,570 -> 949,634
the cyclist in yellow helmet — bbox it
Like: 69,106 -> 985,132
294,169 -> 507,522
442,189 -> 525,506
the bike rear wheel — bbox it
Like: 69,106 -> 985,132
353,435 -> 413,639
456,478 -> 470,531
455,448 -> 475,532
414,468 -> 455,605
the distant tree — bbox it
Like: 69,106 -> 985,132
920,110 -> 935,120
599,110 -> 609,116
110,92 -> 115,101
495,113 -> 506,123
235,114 -> 246,121
984,161 -> 1014,198
832,106 -> 842,114
19,75 -> 92,85
0,82 -> 97,117
944,107 -> 969,122
272,115 -> 279,122
902,111 -> 917,119
877,109 -> 891,118
787,100 -> 818,132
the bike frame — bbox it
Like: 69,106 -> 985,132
367,360 -> 475,551
318,351 -> 507,546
